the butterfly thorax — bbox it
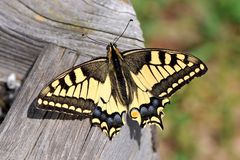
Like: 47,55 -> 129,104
107,43 -> 132,106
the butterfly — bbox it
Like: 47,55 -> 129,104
36,40 -> 207,139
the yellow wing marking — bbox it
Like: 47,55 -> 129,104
138,88 -> 151,106
167,88 -> 173,93
130,91 -> 139,109
188,62 -> 194,67
62,104 -> 68,109
116,100 -> 126,113
150,51 -> 161,64
74,68 -> 86,83
83,110 -> 91,113
51,80 -> 59,88
49,101 -> 54,106
76,108 -> 82,113
107,96 -> 117,114
59,89 -> 66,97
157,66 -> 169,78
200,64 -> 205,70
69,106 -> 75,110
159,92 -> 167,97
178,79 -> 184,84
176,54 -> 185,60
46,92 -> 52,97
98,75 -> 112,103
97,100 -> 105,110
130,71 -> 147,91
174,65 -> 181,72
55,103 -> 61,108
184,75 -> 190,80
53,85 -> 61,96
177,60 -> 186,69
94,82 -> 101,103
164,53 -> 171,64
140,65 -> 158,86
190,72 -> 195,77
136,72 -> 152,90
66,86 -> 75,97
64,75 -> 73,86
172,83 -> 178,88
38,98 -> 43,105
149,65 -> 163,82
92,118 -> 100,124
87,78 -> 99,100
43,100 -> 48,105
73,84 -> 81,98
150,117 -> 161,123
164,65 -> 175,75
109,128 -> 117,138
195,68 -> 200,73
157,107 -> 164,115
80,80 -> 88,99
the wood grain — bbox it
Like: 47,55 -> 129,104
0,0 -> 159,159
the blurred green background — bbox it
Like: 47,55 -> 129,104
131,0 -> 240,160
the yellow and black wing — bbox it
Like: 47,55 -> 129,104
36,58 -> 126,139
123,49 -> 207,128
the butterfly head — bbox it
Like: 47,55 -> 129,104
107,43 -> 123,61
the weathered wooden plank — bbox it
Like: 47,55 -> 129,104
0,28 -> 44,80
0,0 -> 143,80
0,0 -> 143,54
0,0 -> 159,159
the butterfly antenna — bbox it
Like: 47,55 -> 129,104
82,34 -> 107,45
113,19 -> 133,44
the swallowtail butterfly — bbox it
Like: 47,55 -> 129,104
36,21 -> 207,139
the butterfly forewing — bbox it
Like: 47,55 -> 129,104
37,58 -> 107,114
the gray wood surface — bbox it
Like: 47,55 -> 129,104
0,0 -> 158,159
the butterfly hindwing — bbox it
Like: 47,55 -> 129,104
124,49 -> 207,128
36,58 -> 126,138
91,95 -> 127,139
127,87 -> 168,129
